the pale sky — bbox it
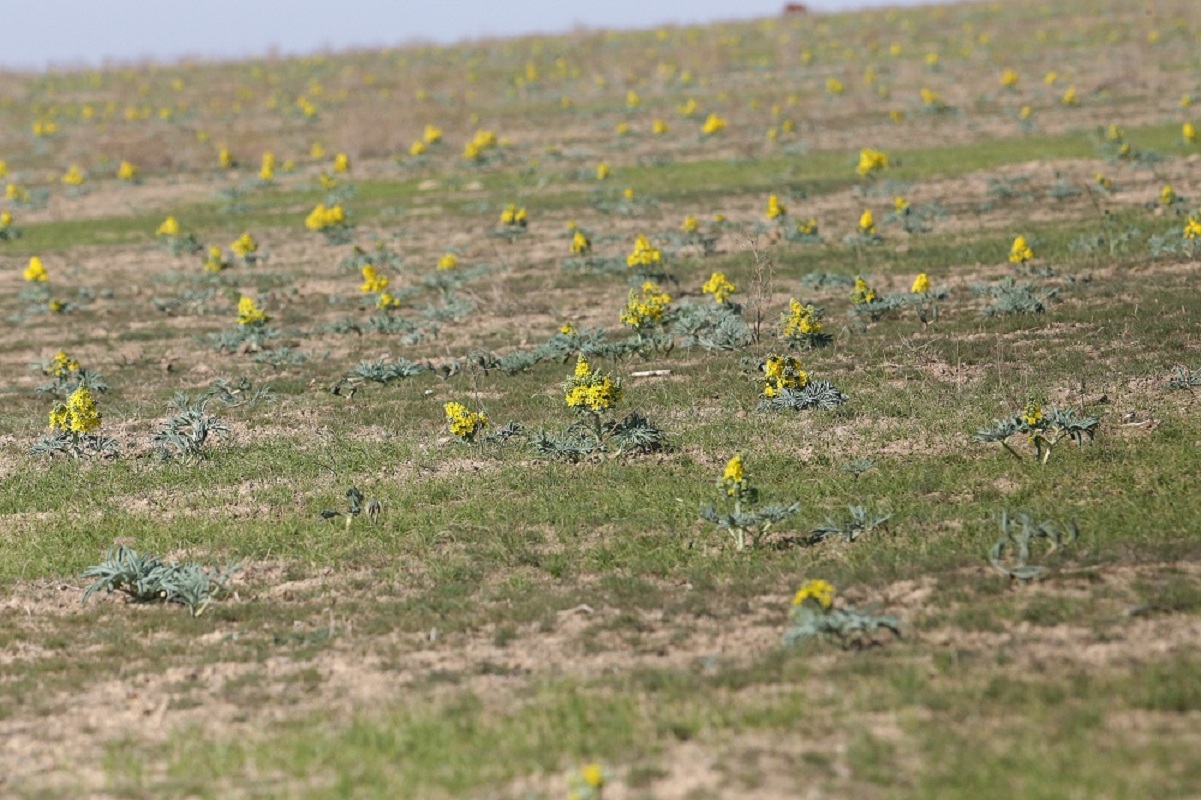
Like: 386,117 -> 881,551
3,0 -> 949,71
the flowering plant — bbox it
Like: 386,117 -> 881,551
31,386 -> 117,458
974,398 -> 1099,464
445,401 -> 488,443
700,455 -> 799,550
783,580 -> 900,648
779,299 -> 831,347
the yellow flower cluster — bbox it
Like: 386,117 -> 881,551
766,194 -> 786,220
237,296 -> 268,326
702,272 -> 736,304
564,356 -> 622,414
23,256 -> 48,282
680,215 -> 699,234
596,163 -> 610,181
6,183 -> 30,203
61,165 -> 86,186
701,113 -> 726,135
423,124 -> 442,144
1184,217 -> 1201,240
259,151 -> 276,182
49,386 -> 102,434
762,354 -> 808,398
796,218 -> 819,237
218,146 -> 234,169
1160,185 -> 1176,206
500,204 -> 527,227
792,579 -> 835,609
231,232 -> 258,258
50,350 -> 80,377
999,68 -> 1019,88
360,265 -> 389,293
464,129 -> 498,160
445,401 -> 488,440
204,245 -> 227,272
621,281 -> 672,328
911,273 -> 931,294
858,209 -> 876,236
333,152 -> 350,173
718,454 -> 747,498
1185,123 -> 1198,144
850,276 -> 876,305
857,147 -> 889,178
783,299 -> 822,337
438,252 -> 458,270
305,203 -> 347,231
1022,399 -> 1044,428
156,216 -> 181,237
117,160 -> 138,181
1009,235 -> 1034,264
626,235 -> 662,268
570,230 -> 591,255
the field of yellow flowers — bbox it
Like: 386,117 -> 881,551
4,0 -> 1201,796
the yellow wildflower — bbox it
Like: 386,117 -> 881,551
360,265 -> 389,293
894,196 -> 910,213
720,454 -> 745,496
570,230 -> 591,255
766,194 -> 786,220
920,87 -> 940,107
1022,399 -> 1044,427
596,162 -> 610,181
333,152 -> 350,173
858,209 -> 876,236
204,245 -> 227,272
1184,217 -> 1201,240
851,276 -> 876,304
783,299 -> 822,337
445,401 -> 488,441
621,281 -> 672,328
702,272 -> 736,304
911,273 -> 930,294
560,323 -> 576,336
856,147 -> 888,178
1160,185 -> 1176,205
231,232 -> 257,258
1061,86 -> 1078,106
761,354 -> 808,397
305,203 -> 346,231
50,351 -> 80,377
999,68 -> 1019,87
701,113 -> 726,135
792,579 -> 835,609
237,296 -> 268,326
626,235 -> 662,268
116,160 -> 138,181
1009,235 -> 1034,264
50,386 -> 102,434
409,140 -> 427,156
310,142 -> 325,159
61,165 -> 86,186
218,147 -> 234,169
826,77 -> 845,95
23,256 -> 49,282
680,215 -> 699,234
156,216 -> 181,237
500,204 -> 527,227
652,119 -> 669,135
581,764 -> 604,789
1185,123 -> 1197,144
423,124 -> 442,144
438,253 -> 458,270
